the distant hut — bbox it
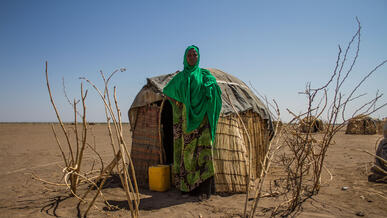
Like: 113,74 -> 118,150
299,116 -> 324,133
375,118 -> 387,135
128,68 -> 274,193
345,115 -> 377,135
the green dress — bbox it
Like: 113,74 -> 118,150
171,101 -> 214,192
163,45 -> 222,192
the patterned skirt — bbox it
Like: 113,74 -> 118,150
170,100 -> 214,192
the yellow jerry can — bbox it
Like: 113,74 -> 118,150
148,165 -> 170,192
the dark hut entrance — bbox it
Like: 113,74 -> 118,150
160,100 -> 174,165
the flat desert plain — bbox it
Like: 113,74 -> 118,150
0,123 -> 386,217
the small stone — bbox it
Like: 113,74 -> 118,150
360,195 -> 365,200
341,186 -> 348,190
356,211 -> 365,216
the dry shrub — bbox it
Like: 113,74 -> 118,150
39,63 -> 140,217
245,18 -> 387,218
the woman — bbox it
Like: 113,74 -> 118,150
163,45 -> 222,199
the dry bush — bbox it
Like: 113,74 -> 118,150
39,62 -> 140,217
270,18 -> 386,217
243,18 -> 387,217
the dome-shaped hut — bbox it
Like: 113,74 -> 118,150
128,68 -> 274,193
375,118 -> 387,135
345,115 -> 377,135
299,116 -> 324,133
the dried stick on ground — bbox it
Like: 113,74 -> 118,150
358,149 -> 387,166
83,150 -> 122,216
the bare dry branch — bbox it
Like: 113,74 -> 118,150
45,62 -> 75,165
44,63 -> 139,217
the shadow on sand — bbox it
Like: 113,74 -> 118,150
104,188 -> 199,211
38,175 -> 198,216
94,174 -> 199,211
40,195 -> 72,217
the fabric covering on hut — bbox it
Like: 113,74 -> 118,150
128,68 -> 274,193
345,115 -> 376,135
299,116 -> 324,133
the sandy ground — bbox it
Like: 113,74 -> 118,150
0,123 -> 386,218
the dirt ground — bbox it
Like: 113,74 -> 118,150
0,123 -> 386,217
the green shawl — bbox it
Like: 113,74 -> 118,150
163,45 -> 222,143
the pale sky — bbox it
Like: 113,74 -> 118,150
0,0 -> 386,122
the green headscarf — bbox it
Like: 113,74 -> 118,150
163,45 -> 222,143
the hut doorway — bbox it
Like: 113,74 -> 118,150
161,100 -> 174,165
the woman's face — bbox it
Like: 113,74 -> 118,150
186,48 -> 198,66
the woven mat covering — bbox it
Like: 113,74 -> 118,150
214,111 -> 270,193
131,105 -> 161,187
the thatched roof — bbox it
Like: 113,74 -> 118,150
129,68 -> 273,130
